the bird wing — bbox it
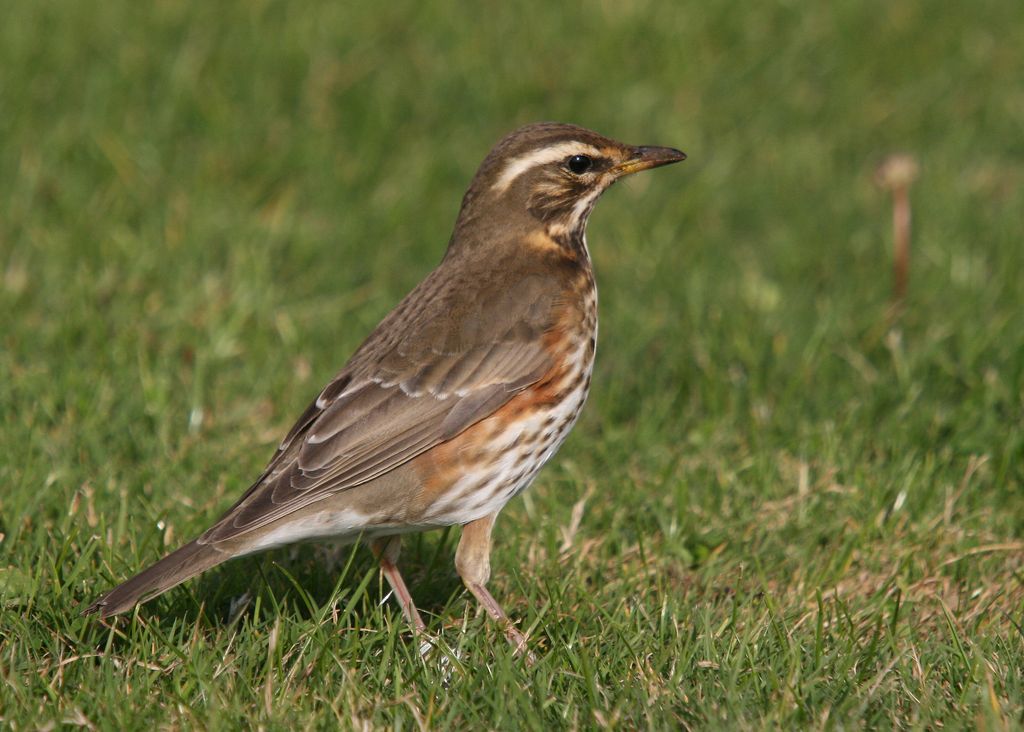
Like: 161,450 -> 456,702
201,268 -> 559,543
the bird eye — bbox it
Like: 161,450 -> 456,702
566,155 -> 593,175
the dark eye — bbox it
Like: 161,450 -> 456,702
566,154 -> 593,175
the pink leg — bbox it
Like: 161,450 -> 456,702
370,536 -> 426,633
455,514 -> 530,656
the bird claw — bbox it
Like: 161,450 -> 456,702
504,624 -> 536,666
417,637 -> 436,659
413,632 -> 460,687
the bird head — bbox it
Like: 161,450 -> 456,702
454,122 -> 685,248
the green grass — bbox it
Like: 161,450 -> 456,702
2,0 -> 1023,728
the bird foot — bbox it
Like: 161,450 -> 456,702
503,623 -> 536,666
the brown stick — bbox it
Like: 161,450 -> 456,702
892,185 -> 910,302
875,155 -> 919,309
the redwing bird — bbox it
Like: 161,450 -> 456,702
84,122 -> 685,650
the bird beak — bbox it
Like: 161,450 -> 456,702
612,146 -> 687,177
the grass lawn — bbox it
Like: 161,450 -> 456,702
2,0 -> 1022,728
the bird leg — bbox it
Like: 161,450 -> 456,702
369,536 -> 426,633
455,514 -> 529,655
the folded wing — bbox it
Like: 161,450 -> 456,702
201,269 -> 559,542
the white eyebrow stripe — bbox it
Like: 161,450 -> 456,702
491,141 -> 603,193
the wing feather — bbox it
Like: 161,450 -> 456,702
200,266 -> 561,543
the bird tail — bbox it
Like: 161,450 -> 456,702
82,539 -> 228,618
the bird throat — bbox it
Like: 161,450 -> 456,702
537,224 -> 591,265
542,187 -> 602,264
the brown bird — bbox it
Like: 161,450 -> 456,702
83,122 -> 685,650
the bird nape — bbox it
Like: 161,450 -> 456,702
83,122 -> 686,655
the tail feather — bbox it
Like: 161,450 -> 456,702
82,540 -> 228,618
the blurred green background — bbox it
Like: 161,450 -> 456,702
1,0 -> 1022,728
